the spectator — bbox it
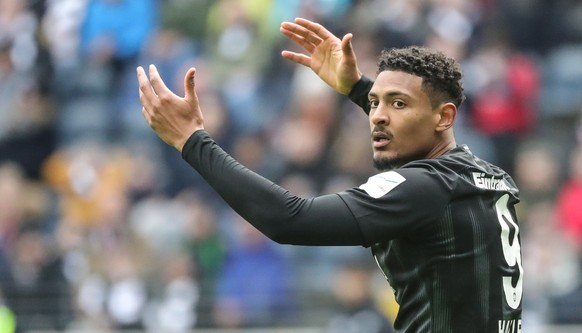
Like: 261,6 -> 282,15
7,227 -> 73,331
143,253 -> 199,332
213,214 -> 295,328
0,0 -> 38,73
556,144 -> 582,251
465,33 -> 540,175
178,192 -> 224,328
41,0 -> 88,97
0,80 -> 56,180
325,262 -> 394,333
79,0 -> 158,139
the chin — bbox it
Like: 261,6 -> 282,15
373,157 -> 398,171
373,149 -> 412,170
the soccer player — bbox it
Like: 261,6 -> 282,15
136,18 -> 523,333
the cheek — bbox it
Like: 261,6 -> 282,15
398,115 -> 435,144
399,112 -> 421,131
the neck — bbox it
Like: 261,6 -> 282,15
426,134 -> 457,159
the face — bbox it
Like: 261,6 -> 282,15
368,70 -> 442,170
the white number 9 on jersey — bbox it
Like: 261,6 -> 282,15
496,194 -> 523,309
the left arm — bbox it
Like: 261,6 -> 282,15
348,76 -> 374,115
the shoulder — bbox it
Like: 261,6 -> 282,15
358,170 -> 407,199
355,165 -> 455,203
339,165 -> 457,243
355,149 -> 471,200
403,145 -> 520,199
403,145 -> 476,175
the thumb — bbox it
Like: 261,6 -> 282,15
183,67 -> 198,103
341,33 -> 356,60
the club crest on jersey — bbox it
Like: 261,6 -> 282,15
359,171 -> 406,198
472,172 -> 510,191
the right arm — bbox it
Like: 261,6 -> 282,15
181,130 -> 367,246
137,65 -> 367,246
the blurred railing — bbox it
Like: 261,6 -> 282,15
30,327 -> 324,333
543,326 -> 582,333
27,326 -> 582,333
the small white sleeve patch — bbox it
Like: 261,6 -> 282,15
359,171 -> 406,198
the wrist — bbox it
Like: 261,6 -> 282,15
176,128 -> 204,152
179,129 -> 207,154
340,72 -> 363,95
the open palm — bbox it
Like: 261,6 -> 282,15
280,18 -> 362,95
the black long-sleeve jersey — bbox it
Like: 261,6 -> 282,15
181,77 -> 523,332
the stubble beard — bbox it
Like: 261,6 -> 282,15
373,156 -> 400,171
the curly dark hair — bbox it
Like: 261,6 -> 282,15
377,46 -> 465,108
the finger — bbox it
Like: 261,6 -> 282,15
137,66 -> 156,109
341,33 -> 356,60
280,22 -> 323,46
148,64 -> 171,98
141,106 -> 152,125
281,50 -> 311,68
138,86 -> 154,128
294,17 -> 337,41
183,67 -> 198,104
280,26 -> 317,54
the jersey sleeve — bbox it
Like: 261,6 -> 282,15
181,130 -> 367,246
348,76 -> 374,115
337,166 -> 455,246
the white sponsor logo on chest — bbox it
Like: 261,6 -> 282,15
359,171 -> 406,198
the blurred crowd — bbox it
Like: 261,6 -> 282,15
1,0 -> 582,332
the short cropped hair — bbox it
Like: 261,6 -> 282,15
377,46 -> 465,108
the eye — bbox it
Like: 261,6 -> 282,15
369,99 -> 379,108
392,100 -> 406,109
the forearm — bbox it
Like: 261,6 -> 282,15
181,130 -> 366,246
348,76 -> 373,115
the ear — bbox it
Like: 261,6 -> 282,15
435,103 -> 457,132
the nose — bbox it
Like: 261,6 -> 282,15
370,104 -> 389,126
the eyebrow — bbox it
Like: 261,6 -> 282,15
368,90 -> 413,100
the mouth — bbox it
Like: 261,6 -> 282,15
372,131 -> 391,149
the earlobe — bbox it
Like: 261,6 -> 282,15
436,103 -> 457,132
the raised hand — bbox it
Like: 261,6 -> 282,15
137,65 -> 203,152
280,18 -> 362,95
